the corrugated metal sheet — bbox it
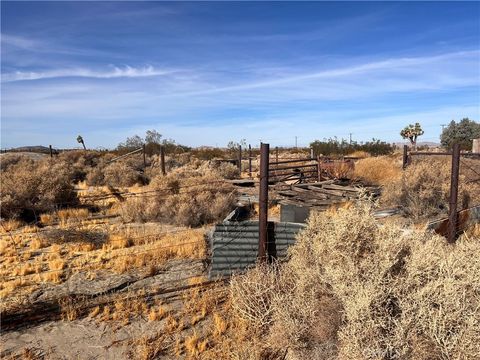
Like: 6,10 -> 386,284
209,220 -> 305,279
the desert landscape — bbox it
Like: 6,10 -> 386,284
1,139 -> 479,359
1,1 -> 480,359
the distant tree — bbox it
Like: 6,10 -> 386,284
309,138 -> 393,156
400,123 -> 424,150
145,129 -> 162,145
117,135 -> 144,152
227,139 -> 246,157
116,130 -> 188,155
440,118 -> 480,151
76,135 -> 86,150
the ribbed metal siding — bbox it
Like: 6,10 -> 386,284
209,221 -> 305,279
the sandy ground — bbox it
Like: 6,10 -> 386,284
1,259 -> 208,359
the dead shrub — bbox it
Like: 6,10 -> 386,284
103,161 -> 145,187
228,202 -> 480,359
382,158 -> 479,219
348,150 -> 370,159
85,166 -> 105,186
0,153 -> 27,172
0,157 -> 77,219
116,169 -> 236,226
353,156 -> 402,186
322,161 -> 354,179
210,161 -> 240,179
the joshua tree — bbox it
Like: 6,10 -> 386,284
76,135 -> 86,150
400,123 -> 424,150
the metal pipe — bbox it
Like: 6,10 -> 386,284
258,143 -> 269,262
447,143 -> 460,243
268,163 -> 318,172
269,157 -> 315,165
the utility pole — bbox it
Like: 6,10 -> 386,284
349,133 -> 353,145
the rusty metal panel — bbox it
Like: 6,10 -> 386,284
427,205 -> 480,238
208,221 -> 305,279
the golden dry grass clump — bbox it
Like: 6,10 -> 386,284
353,156 -> 402,186
115,168 -> 237,226
228,202 -> 480,359
347,150 -> 370,158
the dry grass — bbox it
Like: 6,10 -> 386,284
353,156 -> 402,186
0,157 -> 77,219
225,202 -> 480,359
0,219 -> 25,232
57,208 -> 90,225
321,161 -> 354,179
382,158 -> 480,219
115,169 -> 237,226
348,150 -> 370,158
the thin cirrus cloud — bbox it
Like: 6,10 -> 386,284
1,65 -> 175,82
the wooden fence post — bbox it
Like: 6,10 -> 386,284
143,144 -> 147,168
248,144 -> 252,178
238,145 -> 242,172
160,146 -> 166,176
447,143 -> 460,243
402,145 -> 408,169
49,145 -> 53,158
317,156 -> 322,182
258,143 -> 269,263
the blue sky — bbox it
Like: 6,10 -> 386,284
1,1 -> 479,149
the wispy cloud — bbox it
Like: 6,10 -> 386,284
170,50 -> 480,97
1,65 -> 175,82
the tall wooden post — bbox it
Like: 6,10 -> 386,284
143,144 -> 146,168
160,146 -> 166,176
447,143 -> 460,243
238,145 -> 242,172
258,143 -> 269,263
402,145 -> 408,169
248,144 -> 252,178
49,145 -> 53,158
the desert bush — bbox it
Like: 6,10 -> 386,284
228,203 -> 480,359
115,169 -> 236,226
191,147 -> 227,160
214,162 -> 240,179
85,166 -> 105,186
103,161 -> 145,187
324,161 -> 354,179
353,156 -> 402,186
1,158 -> 77,220
382,158 -> 479,219
0,153 -> 27,172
